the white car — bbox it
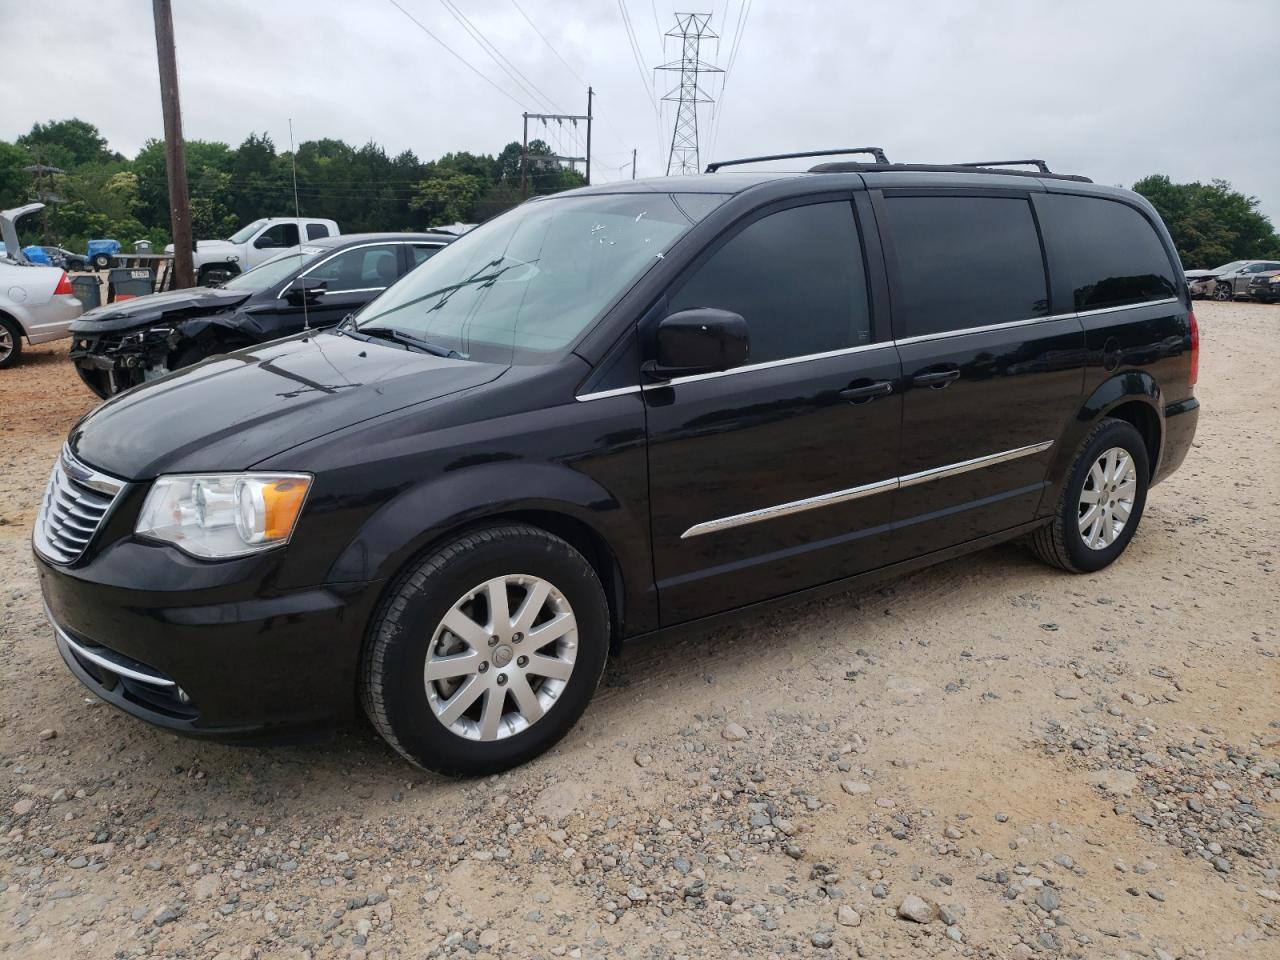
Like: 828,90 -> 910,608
0,204 -> 83,368
165,217 -> 341,285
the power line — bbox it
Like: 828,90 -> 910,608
435,0 -> 563,114
508,0 -> 587,89
385,0 -> 527,109
709,0 -> 751,161
616,0 -> 660,118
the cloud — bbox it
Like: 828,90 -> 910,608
4,0 -> 1277,222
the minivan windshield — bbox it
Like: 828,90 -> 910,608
227,219 -> 269,244
220,246 -> 325,293
354,192 -> 724,364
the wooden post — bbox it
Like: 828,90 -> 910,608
152,0 -> 195,289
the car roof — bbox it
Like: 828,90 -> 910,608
308,232 -> 457,248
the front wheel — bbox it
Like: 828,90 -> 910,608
361,523 -> 610,776
1028,418 -> 1149,573
1212,282 -> 1232,301
91,253 -> 113,270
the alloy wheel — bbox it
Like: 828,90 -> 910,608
0,326 -> 12,364
1078,446 -> 1137,550
424,575 -> 578,741
1213,283 -> 1231,301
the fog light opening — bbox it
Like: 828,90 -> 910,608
177,687 -> 191,704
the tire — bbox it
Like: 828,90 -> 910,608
0,315 -> 23,369
169,342 -> 210,370
1212,282 -> 1232,301
361,523 -> 610,776
91,253 -> 113,270
1028,417 -> 1150,573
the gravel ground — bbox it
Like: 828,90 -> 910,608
1,301 -> 1276,960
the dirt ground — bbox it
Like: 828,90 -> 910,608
1,301 -> 1276,960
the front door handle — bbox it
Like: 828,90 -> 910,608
911,366 -> 961,388
838,379 -> 894,403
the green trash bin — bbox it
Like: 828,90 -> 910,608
107,268 -> 155,303
69,275 -> 102,312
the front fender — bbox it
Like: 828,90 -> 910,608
326,460 -> 657,635
1041,370 -> 1162,507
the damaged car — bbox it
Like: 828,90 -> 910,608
69,231 -> 453,398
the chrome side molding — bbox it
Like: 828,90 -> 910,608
680,440 -> 1053,539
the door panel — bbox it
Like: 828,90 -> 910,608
877,191 -> 1086,559
643,197 -> 901,624
645,347 -> 902,623
890,320 -> 1084,559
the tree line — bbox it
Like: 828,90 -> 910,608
0,119 -> 584,253
2,119 -> 1277,269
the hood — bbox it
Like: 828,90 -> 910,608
1,202 -> 43,261
69,330 -> 506,478
70,286 -> 251,333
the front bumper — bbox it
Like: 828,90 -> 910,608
36,545 -> 385,741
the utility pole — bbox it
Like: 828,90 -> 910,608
521,112 -> 529,199
518,90 -> 592,198
585,86 -> 593,186
632,148 -> 637,180
151,0 -> 194,289
658,13 -> 722,176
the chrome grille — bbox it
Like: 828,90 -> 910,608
33,448 -> 125,564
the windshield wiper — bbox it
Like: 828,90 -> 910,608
355,326 -> 465,359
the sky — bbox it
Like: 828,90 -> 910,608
3,0 -> 1278,223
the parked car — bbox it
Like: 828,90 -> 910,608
1185,263 -> 1243,299
1199,259 -> 1280,300
69,232 -> 453,398
165,217 -> 341,286
43,246 -> 88,271
0,205 -> 83,367
1245,266 -> 1280,303
34,151 -> 1198,776
86,239 -> 121,270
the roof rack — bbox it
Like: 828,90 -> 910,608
957,159 -> 1052,173
705,147 -> 889,173
806,160 -> 1092,184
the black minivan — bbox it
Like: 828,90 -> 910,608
34,150 -> 1199,775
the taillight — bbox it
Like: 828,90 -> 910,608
54,272 -> 74,296
1188,308 -> 1199,387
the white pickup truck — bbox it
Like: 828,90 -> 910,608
166,217 -> 341,284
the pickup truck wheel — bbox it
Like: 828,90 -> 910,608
0,316 -> 22,369
361,523 -> 610,776
1028,418 -> 1149,573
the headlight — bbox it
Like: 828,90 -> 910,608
136,473 -> 311,558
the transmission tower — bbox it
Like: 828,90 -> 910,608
657,13 -> 722,176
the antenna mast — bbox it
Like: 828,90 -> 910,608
288,118 -> 309,332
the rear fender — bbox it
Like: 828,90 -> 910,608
1039,370 -> 1162,511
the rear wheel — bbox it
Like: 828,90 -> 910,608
361,523 -> 610,776
1028,418 -> 1149,573
0,316 -> 23,369
91,253 -> 113,270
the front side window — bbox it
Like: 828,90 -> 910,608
1038,194 -> 1178,311
304,244 -> 400,292
257,223 -> 300,248
667,201 -> 871,363
357,192 -> 725,364
884,195 -> 1048,337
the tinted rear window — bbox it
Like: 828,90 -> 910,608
1038,194 -> 1177,311
884,195 -> 1048,338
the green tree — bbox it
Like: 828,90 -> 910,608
0,141 -> 33,209
1133,175 -> 1280,266
17,119 -> 117,169
411,173 -> 484,226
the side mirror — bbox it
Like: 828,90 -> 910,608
285,277 -> 327,305
254,235 -> 280,249
642,308 -> 749,381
